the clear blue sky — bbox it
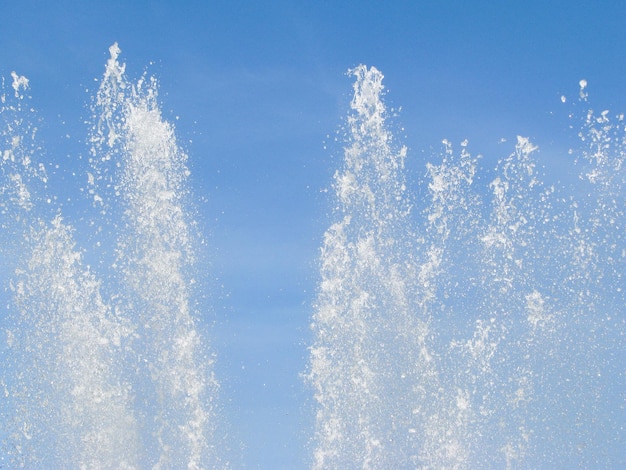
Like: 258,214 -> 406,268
2,1 -> 626,467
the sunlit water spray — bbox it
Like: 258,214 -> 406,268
1,44 -> 222,469
1,48 -> 624,469
309,66 -> 625,468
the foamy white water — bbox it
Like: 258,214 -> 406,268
310,65 -> 625,468
1,45 -> 223,469
90,44 -> 219,469
1,49 -> 624,469
1,65 -> 138,469
309,66 -> 436,468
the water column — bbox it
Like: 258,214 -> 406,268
309,65 -> 434,469
467,136 -> 550,466
419,139 -> 481,468
310,68 -> 625,468
89,44 -> 219,468
1,71 -> 138,468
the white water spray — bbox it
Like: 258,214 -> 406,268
310,66 -> 625,468
1,45 -> 223,469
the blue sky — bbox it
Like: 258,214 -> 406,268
2,1 -> 626,467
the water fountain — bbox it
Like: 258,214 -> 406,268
1,44 -> 221,469
1,45 -> 624,468
309,66 -> 625,468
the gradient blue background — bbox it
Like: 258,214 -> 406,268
2,1 -> 626,467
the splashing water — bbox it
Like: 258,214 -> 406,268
1,44 -> 222,469
1,48 -> 624,469
309,66 -> 625,468
309,66 -> 436,468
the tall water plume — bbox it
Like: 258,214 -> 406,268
89,44 -> 218,468
310,67 -> 625,468
1,65 -> 139,469
1,45 -> 222,468
308,66 -> 436,468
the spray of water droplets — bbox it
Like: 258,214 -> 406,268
1,44 -> 224,469
309,66 -> 625,468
